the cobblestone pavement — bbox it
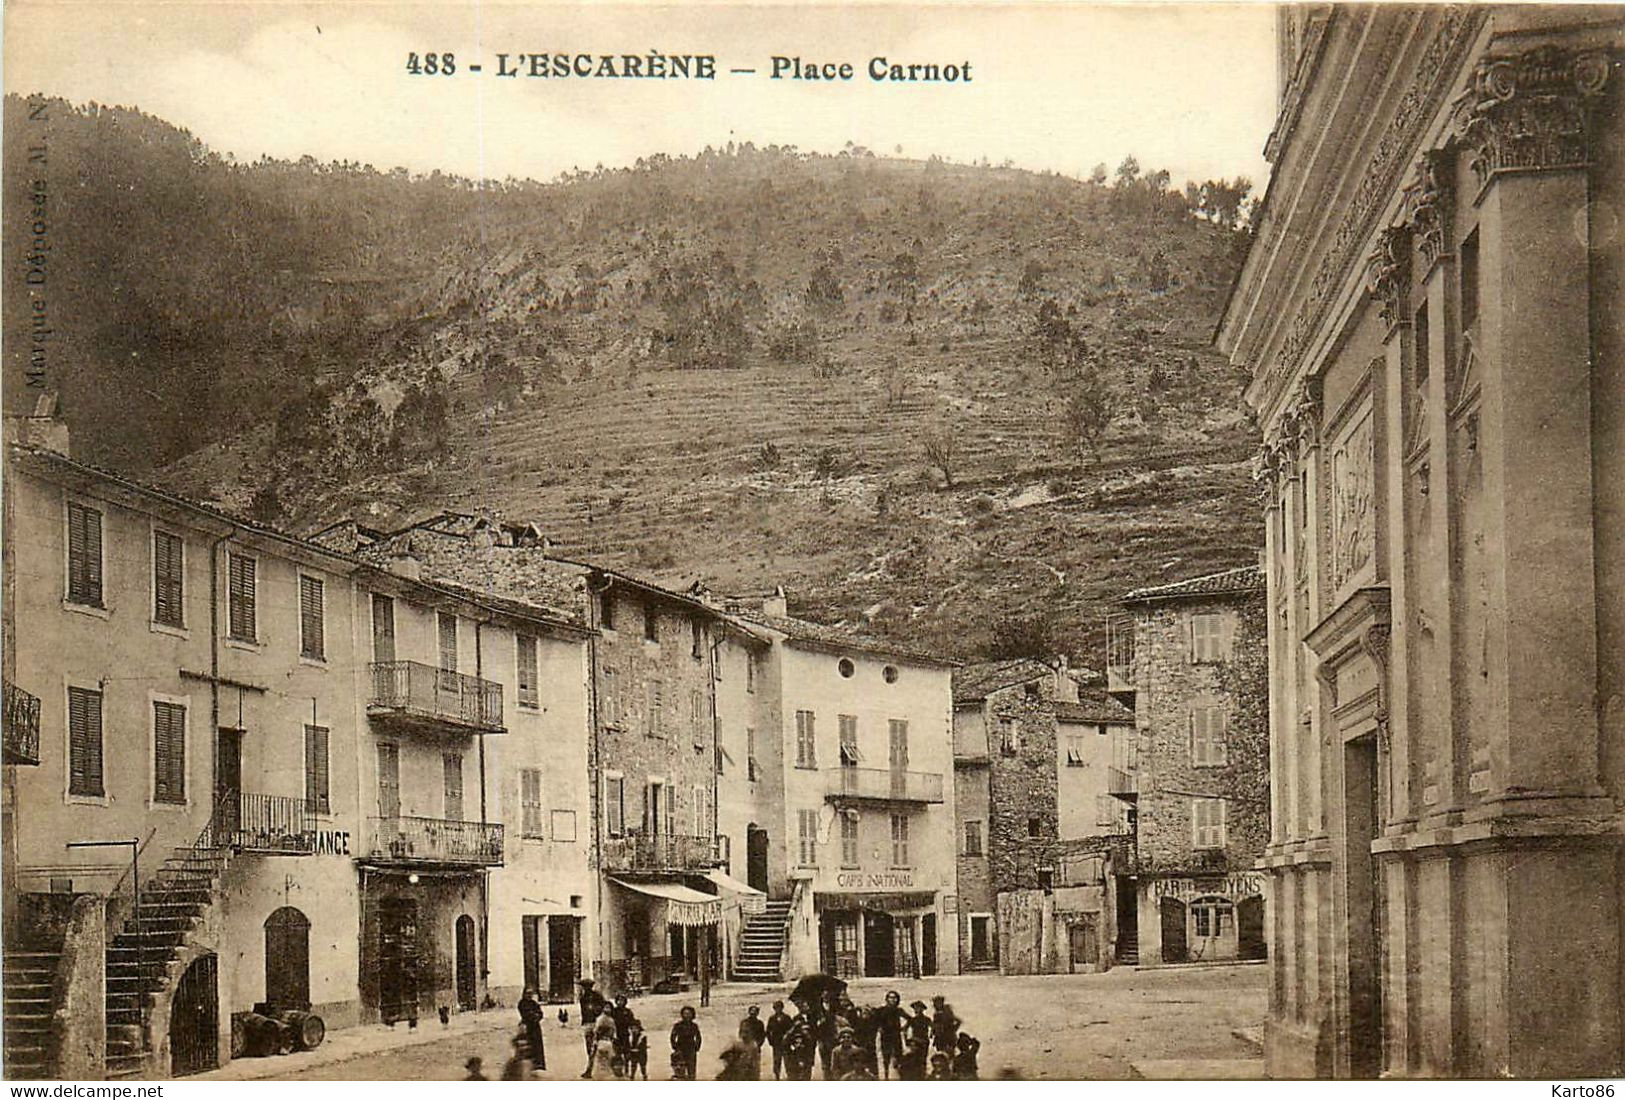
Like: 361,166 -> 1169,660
201,962 -> 1266,1082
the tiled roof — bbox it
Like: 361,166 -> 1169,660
1055,693 -> 1135,725
736,611 -> 957,669
952,658 -> 1055,704
1120,565 -> 1266,604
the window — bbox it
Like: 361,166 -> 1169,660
963,819 -> 983,857
715,744 -> 725,776
1415,301 -> 1431,389
840,811 -> 860,866
600,591 -> 616,631
838,715 -> 860,765
601,666 -> 620,726
66,501 -> 104,607
692,785 -> 706,836
517,635 -> 539,708
1192,798 -> 1228,850
152,701 -> 186,805
152,529 -> 185,627
643,604 -> 659,642
304,724 -> 330,813
890,814 -> 910,867
746,727 -> 758,781
551,809 -> 577,842
1027,816 -> 1042,839
443,753 -> 464,820
1038,867 -> 1054,891
605,775 -> 625,836
1191,706 -> 1228,766
299,575 -> 325,661
691,689 -> 706,746
371,594 -> 395,662
521,768 -> 545,837
882,665 -> 899,684
745,655 -> 757,694
837,658 -> 855,678
438,613 -> 458,672
227,553 -> 257,642
888,719 -> 909,768
645,678 -> 664,737
1096,795 -> 1118,828
833,915 -> 859,955
1460,227 -> 1479,331
1190,613 -> 1226,662
797,808 -> 819,866
691,617 -> 703,659
1193,897 -> 1234,939
795,710 -> 817,768
67,686 -> 104,797
999,717 -> 1018,756
1065,733 -> 1085,766
1023,681 -> 1040,699
377,743 -> 400,819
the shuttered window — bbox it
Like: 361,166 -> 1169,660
645,678 -> 664,737
1191,706 -> 1228,767
890,813 -> 910,867
962,819 -> 982,856
521,768 -> 544,837
152,530 -> 185,626
1191,613 -> 1227,662
889,719 -> 909,768
838,715 -> 860,765
796,710 -> 817,768
371,594 -> 396,662
377,742 -> 400,819
66,502 -> 104,607
1192,798 -> 1228,849
153,701 -> 187,805
841,811 -> 860,866
601,666 -> 620,726
437,613 -> 458,672
299,575 -> 325,660
797,808 -> 819,866
304,724 -> 330,813
605,775 -> 625,837
227,553 -> 257,642
443,753 -> 464,820
67,686 -> 104,797
516,635 -> 539,708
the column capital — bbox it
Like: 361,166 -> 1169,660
1451,45 -> 1618,190
1401,150 -> 1452,270
1365,226 -> 1413,332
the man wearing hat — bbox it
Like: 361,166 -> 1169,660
578,978 -> 609,1077
904,999 -> 932,1049
929,994 -> 960,1055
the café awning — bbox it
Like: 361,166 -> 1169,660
609,878 -> 722,927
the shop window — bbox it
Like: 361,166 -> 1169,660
1192,896 -> 1234,939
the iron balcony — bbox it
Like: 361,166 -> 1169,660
368,661 -> 505,735
369,815 -> 505,866
824,766 -> 945,805
221,792 -> 319,854
600,832 -> 721,872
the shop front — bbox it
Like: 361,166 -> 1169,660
357,865 -> 490,1023
815,889 -> 940,979
1136,871 -> 1267,965
598,878 -> 722,995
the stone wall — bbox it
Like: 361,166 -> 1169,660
983,681 -> 1061,893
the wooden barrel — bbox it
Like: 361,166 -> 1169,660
229,1014 -> 247,1060
240,1013 -> 281,1058
275,1009 -> 327,1051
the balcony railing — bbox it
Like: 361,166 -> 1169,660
600,832 -> 720,872
369,661 -> 504,734
222,792 -> 318,854
370,815 -> 505,866
3,680 -> 41,766
1107,766 -> 1138,800
824,767 -> 944,805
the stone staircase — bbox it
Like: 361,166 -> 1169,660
1117,925 -> 1139,966
4,938 -> 63,1079
105,840 -> 231,1079
733,899 -> 792,983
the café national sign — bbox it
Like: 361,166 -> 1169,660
835,870 -> 914,890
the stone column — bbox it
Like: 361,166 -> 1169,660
1258,448 -> 1288,846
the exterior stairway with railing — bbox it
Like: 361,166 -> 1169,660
104,809 -> 234,1079
4,935 -> 63,1079
732,899 -> 793,983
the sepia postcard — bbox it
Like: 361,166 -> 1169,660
1,0 -> 1622,1086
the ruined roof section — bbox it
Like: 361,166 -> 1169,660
356,523 -> 589,625
952,658 -> 1056,704
736,611 -> 957,669
1055,693 -> 1136,725
1120,564 -> 1266,605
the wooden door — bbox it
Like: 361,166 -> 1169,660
522,916 -> 542,993
1160,897 -> 1187,963
377,743 -> 401,820
372,595 -> 395,662
547,916 -> 579,1001
455,914 -> 477,1010
378,898 -> 419,1023
265,907 -> 311,1010
746,825 -> 769,894
169,954 -> 219,1077
920,913 -> 937,976
864,911 -> 895,977
216,728 -> 242,836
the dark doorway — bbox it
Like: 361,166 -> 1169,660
169,954 -> 218,1077
746,825 -> 769,894
264,907 -> 311,1010
455,914 -> 477,1010
969,915 -> 992,964
547,916 -> 580,1001
522,916 -> 543,993
216,728 -> 243,837
1070,917 -> 1099,970
1159,897 -> 1187,963
920,914 -> 937,976
863,911 -> 895,977
1238,896 -> 1267,960
378,897 -> 419,1023
1345,734 -> 1382,1077
1116,877 -> 1139,963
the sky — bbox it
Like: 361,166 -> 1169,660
3,1 -> 1278,189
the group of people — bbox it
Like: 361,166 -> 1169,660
473,979 -> 980,1081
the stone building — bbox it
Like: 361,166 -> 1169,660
1217,4 -> 1624,1079
1113,568 -> 1270,970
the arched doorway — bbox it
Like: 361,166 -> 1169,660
1159,897 -> 1187,963
264,907 -> 311,1010
455,914 -> 477,1010
169,954 -> 218,1077
1238,895 -> 1267,960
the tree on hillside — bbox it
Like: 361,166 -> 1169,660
805,263 -> 844,313
1188,177 -> 1254,230
1062,365 -> 1113,459
985,609 -> 1059,660
884,356 -> 910,409
1089,163 -> 1109,186
922,424 -> 960,489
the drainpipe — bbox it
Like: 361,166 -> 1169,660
586,577 -> 611,977
209,527 -> 236,818
474,615 -> 490,995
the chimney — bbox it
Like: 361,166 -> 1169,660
387,536 -> 423,581
11,393 -> 70,455
761,585 -> 788,618
1054,655 -> 1077,703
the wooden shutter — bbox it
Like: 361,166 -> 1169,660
305,725 -> 330,813
1213,708 -> 1228,766
153,701 -> 186,804
805,711 -> 816,767
372,595 -> 396,662
522,769 -> 543,836
377,743 -> 400,819
153,530 -> 184,626
438,613 -> 458,672
443,753 -> 464,820
228,554 -> 256,641
890,719 -> 909,768
517,635 -> 538,706
67,687 -> 104,797
67,502 -> 103,606
606,776 -> 623,836
299,576 -> 325,660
